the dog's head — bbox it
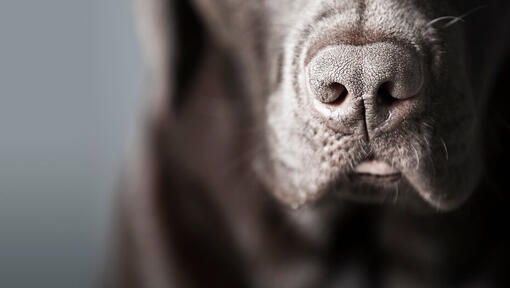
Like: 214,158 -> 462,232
139,0 -> 509,211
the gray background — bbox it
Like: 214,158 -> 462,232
0,1 -> 143,287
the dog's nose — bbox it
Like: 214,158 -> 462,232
306,42 -> 423,135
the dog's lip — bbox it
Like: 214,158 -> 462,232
353,160 -> 399,175
349,172 -> 402,182
349,161 -> 402,182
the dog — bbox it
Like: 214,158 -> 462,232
115,0 -> 510,287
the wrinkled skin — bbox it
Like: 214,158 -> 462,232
190,0 -> 489,210
119,0 -> 510,287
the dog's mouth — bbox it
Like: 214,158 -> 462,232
349,160 -> 402,184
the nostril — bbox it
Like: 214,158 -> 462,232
319,82 -> 348,105
377,82 -> 398,106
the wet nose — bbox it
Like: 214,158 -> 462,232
306,42 -> 423,135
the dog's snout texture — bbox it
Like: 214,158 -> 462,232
307,42 -> 423,134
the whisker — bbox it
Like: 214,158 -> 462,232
440,136 -> 449,161
425,5 -> 487,29
413,144 -> 420,171
426,16 -> 465,28
393,183 -> 399,204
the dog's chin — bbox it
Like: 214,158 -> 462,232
262,158 -> 474,213
321,161 -> 436,210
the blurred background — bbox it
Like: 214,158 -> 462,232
0,1 -> 142,287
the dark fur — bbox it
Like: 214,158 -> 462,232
117,1 -> 510,287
